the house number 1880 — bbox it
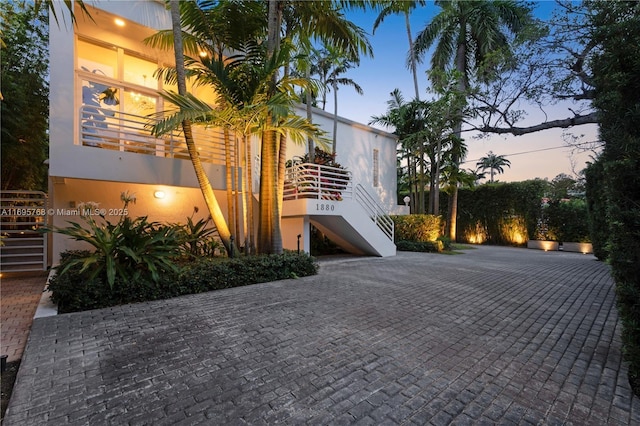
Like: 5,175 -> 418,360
316,203 -> 335,211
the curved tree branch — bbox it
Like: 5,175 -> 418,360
472,111 -> 600,136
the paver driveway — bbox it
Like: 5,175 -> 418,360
5,245 -> 640,425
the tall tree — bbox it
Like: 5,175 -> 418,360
468,2 -> 600,136
321,46 -> 363,154
476,151 -> 511,182
260,0 -> 372,254
1,1 -> 48,191
167,0 -> 237,256
413,0 -> 532,240
589,0 -> 640,396
373,0 -> 426,100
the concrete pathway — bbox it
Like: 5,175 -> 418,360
1,272 -> 48,362
4,246 -> 640,425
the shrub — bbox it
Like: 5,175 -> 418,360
174,210 -> 223,260
48,250 -> 319,313
396,240 -> 444,253
455,180 -> 548,245
545,199 -> 591,242
48,194 -> 182,287
178,251 -> 319,292
392,214 -> 442,242
48,250 -> 182,313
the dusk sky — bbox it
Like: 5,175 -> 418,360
325,1 -> 600,183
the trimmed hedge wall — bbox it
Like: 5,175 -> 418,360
49,250 -> 319,313
391,214 -> 442,242
454,180 -> 549,245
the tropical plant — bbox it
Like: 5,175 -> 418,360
162,0 -> 237,257
413,0 -> 532,240
476,151 -> 511,182
150,0 -> 372,255
372,0 -> 426,100
174,207 -> 222,260
261,0 -> 373,255
0,1 -> 48,191
309,45 -> 364,153
48,193 -> 182,289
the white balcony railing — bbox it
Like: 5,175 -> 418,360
284,163 -> 394,241
284,162 -> 352,201
79,106 -> 232,164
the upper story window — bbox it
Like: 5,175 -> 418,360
77,39 -> 160,90
124,53 -> 159,89
77,39 -> 118,78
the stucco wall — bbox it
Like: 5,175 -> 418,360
49,178 -> 231,264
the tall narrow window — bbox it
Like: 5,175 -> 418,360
373,149 -> 380,187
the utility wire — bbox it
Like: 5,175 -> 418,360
462,140 -> 600,165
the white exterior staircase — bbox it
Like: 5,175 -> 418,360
282,163 -> 395,257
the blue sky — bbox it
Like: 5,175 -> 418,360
327,1 -> 599,183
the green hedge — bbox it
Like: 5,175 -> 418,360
545,199 -> 591,242
391,214 -> 442,242
455,180 -> 549,245
396,240 -> 444,253
49,250 -> 319,313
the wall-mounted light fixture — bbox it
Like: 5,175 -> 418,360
154,190 -> 165,199
114,18 -> 125,27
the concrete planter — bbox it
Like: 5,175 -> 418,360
561,242 -> 594,254
527,240 -> 559,251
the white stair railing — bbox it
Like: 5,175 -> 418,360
354,184 -> 394,241
283,163 -> 394,241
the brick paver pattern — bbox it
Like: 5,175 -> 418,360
1,272 -> 48,362
4,246 -> 640,425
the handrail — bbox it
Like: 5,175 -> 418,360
354,184 -> 394,241
283,163 -> 352,201
283,163 -> 394,241
79,106 -> 232,164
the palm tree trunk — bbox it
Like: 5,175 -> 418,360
224,126 -> 235,242
243,133 -> 255,254
234,134 -> 241,245
275,133 -> 285,254
405,11 -> 420,101
306,62 -> 315,162
259,124 -> 276,254
433,138 -> 442,215
447,42 -> 468,241
258,0 -> 283,254
332,81 -> 338,154
169,0 -> 236,255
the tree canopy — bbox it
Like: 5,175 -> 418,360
1,1 -> 49,191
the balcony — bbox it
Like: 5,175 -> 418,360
79,106 -> 233,165
283,163 -> 395,255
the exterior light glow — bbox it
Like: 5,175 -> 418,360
154,190 -> 165,199
115,18 -> 125,27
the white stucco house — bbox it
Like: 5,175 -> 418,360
47,0 -> 404,265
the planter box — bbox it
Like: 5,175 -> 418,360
527,240 -> 559,251
561,242 -> 593,254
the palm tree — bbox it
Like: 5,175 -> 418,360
476,151 -> 511,182
370,89 -> 429,213
260,0 -> 373,254
320,46 -> 364,154
373,0 -> 426,100
166,0 -> 237,255
413,0 -> 532,240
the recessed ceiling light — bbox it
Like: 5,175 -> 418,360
115,18 -> 125,27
